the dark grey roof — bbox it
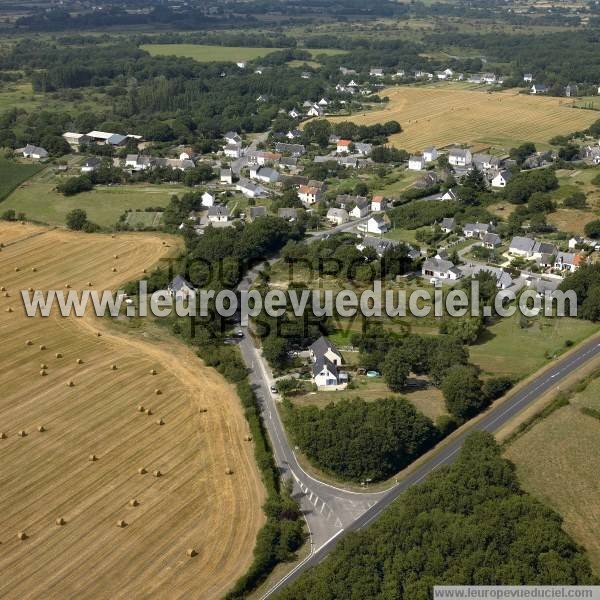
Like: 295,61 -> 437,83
169,274 -> 194,293
510,236 -> 536,252
249,206 -> 267,218
312,355 -> 339,378
310,336 -> 340,359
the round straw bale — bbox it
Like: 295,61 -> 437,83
64,283 -> 70,289
138,467 -> 146,475
55,352 -> 62,358
186,548 -> 197,557
154,389 -> 162,395
153,469 -> 162,478
56,517 -> 66,526
0,286 -> 5,291
150,369 -> 157,375
14,267 -> 19,272
225,467 -> 233,475
145,408 -> 152,416
156,417 -> 164,426
37,425 -> 45,432
87,281 -> 93,287
39,370 -> 47,376
244,435 -> 253,442
6,307 -> 13,312
26,339 -> 33,346
28,287 -> 33,292
31,267 -> 37,272
40,363 -> 47,369
17,531 -> 27,540
137,405 -> 145,412
142,268 -> 147,274
111,267 -> 117,272
18,430 -> 27,437
116,519 -> 127,528
96,332 -> 102,337
89,454 -> 97,461
39,344 -> 46,350
76,358 -> 83,364
3,291 -> 9,297
129,498 -> 139,507
0,432 -> 6,439
67,380 -> 74,387
114,254 -> 119,259
111,364 -> 117,370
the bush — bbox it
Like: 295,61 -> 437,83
482,376 -> 513,401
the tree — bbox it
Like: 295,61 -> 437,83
383,348 -> 410,391
262,336 -> 290,370
65,208 -> 88,230
439,316 -> 484,344
509,142 -> 536,165
563,192 -> 587,209
584,219 -> 600,239
442,365 -> 485,421
57,175 -> 93,196
303,120 -> 331,148
580,285 -> 600,321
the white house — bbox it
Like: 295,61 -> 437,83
371,195 -> 387,212
236,178 -> 266,199
309,336 -> 346,390
423,147 -> 438,163
422,256 -> 461,281
224,144 -> 242,159
491,170 -> 512,188
207,205 -> 230,222
531,83 -> 547,95
63,132 -> 90,150
288,108 -> 301,119
448,148 -> 472,167
18,144 -> 48,159
327,208 -> 349,226
337,139 -> 352,154
80,157 -> 102,173
440,217 -> 456,233
167,275 -> 195,299
201,192 -> 215,207
307,105 -> 324,117
370,67 -> 384,77
251,166 -> 279,184
220,168 -> 233,184
440,188 -> 459,201
463,222 -> 493,239
349,197 -> 370,219
554,252 -> 584,273
408,155 -> 425,171
359,214 -> 389,234
523,73 -> 533,83
298,185 -> 321,205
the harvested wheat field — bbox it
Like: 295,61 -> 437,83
340,84 -> 599,151
0,223 -> 265,599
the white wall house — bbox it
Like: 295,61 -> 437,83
202,192 -> 215,207
408,155 -> 425,171
423,147 -> 438,163
448,148 -> 472,167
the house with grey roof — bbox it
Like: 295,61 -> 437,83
327,208 -> 349,226
274,142 -> 306,157
309,336 -> 347,389
448,148 -> 472,167
207,205 -> 231,222
422,257 -> 462,281
350,196 -> 370,219
248,206 -> 267,221
440,217 -> 456,233
220,168 -> 233,184
491,170 -> 512,188
471,265 -> 513,290
81,156 -> 102,173
278,208 -> 299,221
482,232 -> 502,248
463,222 -> 493,239
167,275 -> 195,298
18,144 -> 48,159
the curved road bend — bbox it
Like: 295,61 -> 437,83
261,336 -> 600,596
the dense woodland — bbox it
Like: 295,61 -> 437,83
277,433 -> 598,599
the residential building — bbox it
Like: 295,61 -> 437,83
523,73 -> 533,83
207,205 -> 230,223
408,155 -> 425,171
463,222 -> 493,239
274,143 -> 306,156
482,232 -> 502,248
491,170 -> 512,188
349,197 -> 370,219
358,214 -> 390,234
224,131 -> 241,145
371,195 -> 387,212
531,83 -> 547,95
201,192 -> 215,207
354,142 -> 373,156
248,206 -> 267,221
554,252 -> 585,273
327,208 -> 349,226
422,256 -> 462,281
440,217 -> 456,233
220,168 -> 233,184
223,144 -> 242,159
250,166 -> 279,184
87,131 -> 127,146
370,67 -> 384,77
62,132 -> 90,149
337,139 -> 352,154
448,148 -> 472,167
278,208 -> 299,221
17,144 -> 48,159
80,157 -> 102,173
423,147 -> 438,163
236,178 -> 267,198
167,275 -> 195,298
298,185 -> 322,205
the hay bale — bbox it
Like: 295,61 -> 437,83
137,405 -> 145,413
186,548 -> 197,557
39,370 -> 47,376
111,267 -> 117,273
129,498 -> 139,507
244,435 -> 253,442
31,267 -> 37,272
28,287 -> 33,292
0,432 -> 6,439
114,254 -> 119,259
89,454 -> 97,461
3,291 -> 8,297
138,467 -> 147,475
18,430 -> 27,437
199,408 -> 208,413
56,517 -> 66,526
55,352 -> 62,359
25,339 -> 33,346
0,286 -> 5,291
142,269 -> 147,274
150,369 -> 157,375
156,417 -> 164,426
39,344 -> 46,350
87,281 -> 93,287
40,363 -> 47,370
225,467 -> 233,475
14,267 -> 20,272
153,469 -> 162,478
67,380 -> 74,387
17,531 -> 27,541
64,283 -> 71,289
145,408 -> 152,416
6,307 -> 13,313
37,425 -> 45,432
96,332 -> 102,337
154,389 -> 162,395
116,519 -> 127,528
111,364 -> 118,370
76,358 -> 83,364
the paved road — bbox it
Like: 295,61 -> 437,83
263,335 -> 600,595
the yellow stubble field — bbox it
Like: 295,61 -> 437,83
0,223 -> 264,599
339,84 -> 599,151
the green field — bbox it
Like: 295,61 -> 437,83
0,159 -> 43,202
470,315 -> 600,379
2,167 -> 185,227
141,44 -> 346,63
124,210 -> 164,228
